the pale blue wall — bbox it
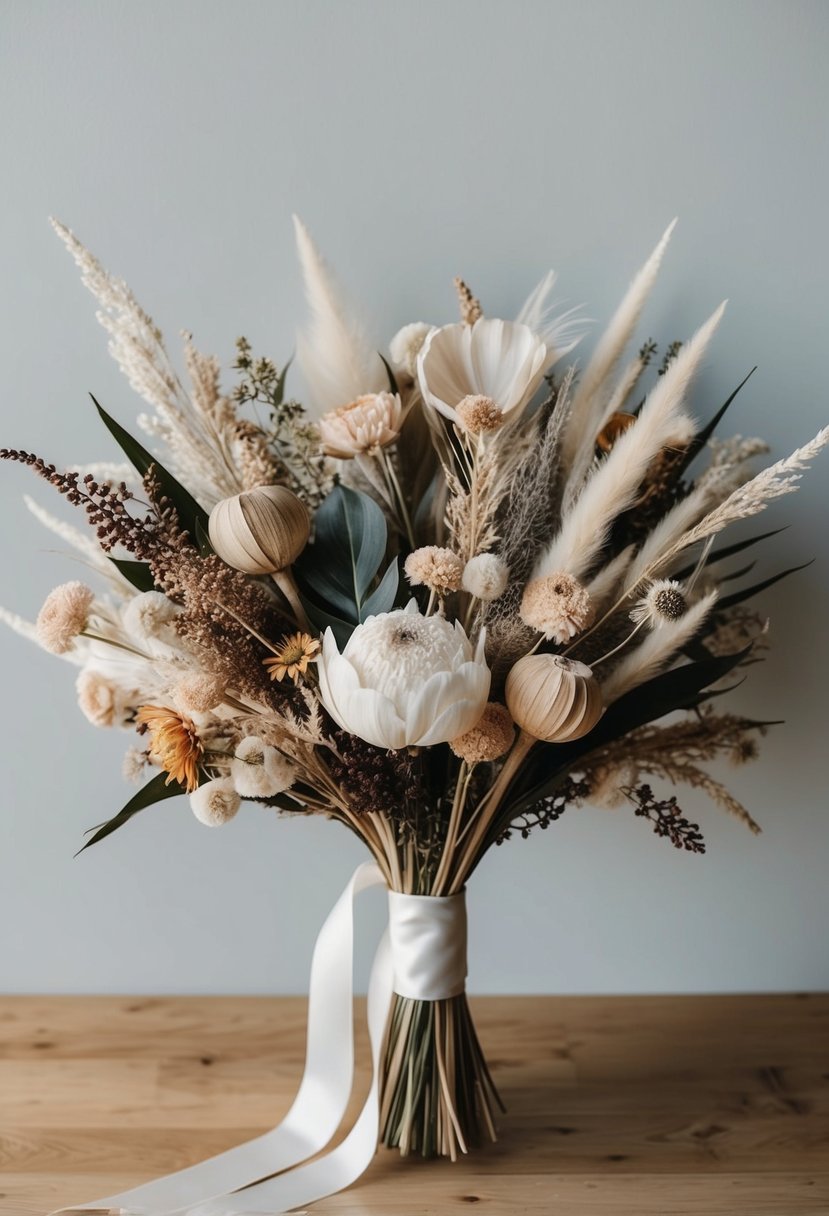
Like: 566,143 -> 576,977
1,0 -> 827,993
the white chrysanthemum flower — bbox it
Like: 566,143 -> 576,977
231,736 -> 296,799
417,318 -> 548,428
462,554 -> 509,602
36,581 -> 94,654
190,777 -> 241,827
629,579 -> 689,629
76,667 -> 137,728
389,322 -> 432,378
317,392 -> 403,459
317,601 -> 490,750
121,590 -> 179,642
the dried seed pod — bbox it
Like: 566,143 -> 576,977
596,411 -> 636,453
505,653 -> 602,743
208,486 -> 309,575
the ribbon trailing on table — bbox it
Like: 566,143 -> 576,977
54,861 -> 468,1216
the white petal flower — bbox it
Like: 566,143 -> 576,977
231,735 -> 296,799
317,601 -> 490,750
417,318 -> 548,428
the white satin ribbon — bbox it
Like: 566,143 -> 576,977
51,866 -> 469,1216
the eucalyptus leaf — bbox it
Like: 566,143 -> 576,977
92,395 -> 209,540
363,558 -> 400,617
76,771 -> 185,855
294,484 -> 390,630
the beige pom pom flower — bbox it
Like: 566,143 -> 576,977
36,581 -> 94,654
462,553 -> 509,602
190,777 -> 241,827
404,546 -> 464,595
231,735 -> 296,799
174,672 -> 227,713
456,395 -> 505,435
318,392 -> 403,459
520,572 -> 595,643
450,702 -> 515,764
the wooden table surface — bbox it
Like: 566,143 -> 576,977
0,994 -> 827,1215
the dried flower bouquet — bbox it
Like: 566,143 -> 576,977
3,217 -> 827,1164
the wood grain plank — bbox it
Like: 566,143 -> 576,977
1,995 -> 827,1216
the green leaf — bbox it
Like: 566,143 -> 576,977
92,395 -> 209,540
680,368 -> 757,475
294,484 -> 389,628
272,356 -> 293,409
379,353 -> 400,396
195,517 -> 215,558
109,557 -> 155,592
363,558 -> 400,617
674,527 -> 787,580
76,771 -> 185,855
715,560 -> 813,612
298,592 -> 356,649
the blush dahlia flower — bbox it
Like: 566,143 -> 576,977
316,601 -> 490,750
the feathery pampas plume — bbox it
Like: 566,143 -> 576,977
600,590 -> 718,703
533,301 -> 726,582
293,215 -> 385,416
559,219 -> 677,480
630,425 -> 829,587
515,270 -> 587,357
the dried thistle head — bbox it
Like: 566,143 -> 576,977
630,579 -> 688,629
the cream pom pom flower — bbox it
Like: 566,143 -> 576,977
190,777 -> 241,827
417,318 -> 548,428
231,735 -> 296,799
316,601 -> 490,750
317,391 -> 404,459
76,667 -> 137,728
389,322 -> 432,378
462,554 -> 509,602
404,546 -> 464,595
121,590 -> 179,642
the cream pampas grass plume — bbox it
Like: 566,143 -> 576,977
533,301 -> 726,583
600,590 -> 718,703
293,215 -> 385,415
560,219 -> 677,479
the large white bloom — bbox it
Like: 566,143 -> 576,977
417,318 -> 549,427
317,601 -> 490,750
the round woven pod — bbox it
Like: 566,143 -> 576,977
208,486 -> 309,575
505,653 -> 603,743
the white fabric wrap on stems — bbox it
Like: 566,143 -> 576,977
52,863 -> 469,1216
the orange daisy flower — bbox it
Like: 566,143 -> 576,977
264,632 -> 321,683
136,704 -> 203,793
